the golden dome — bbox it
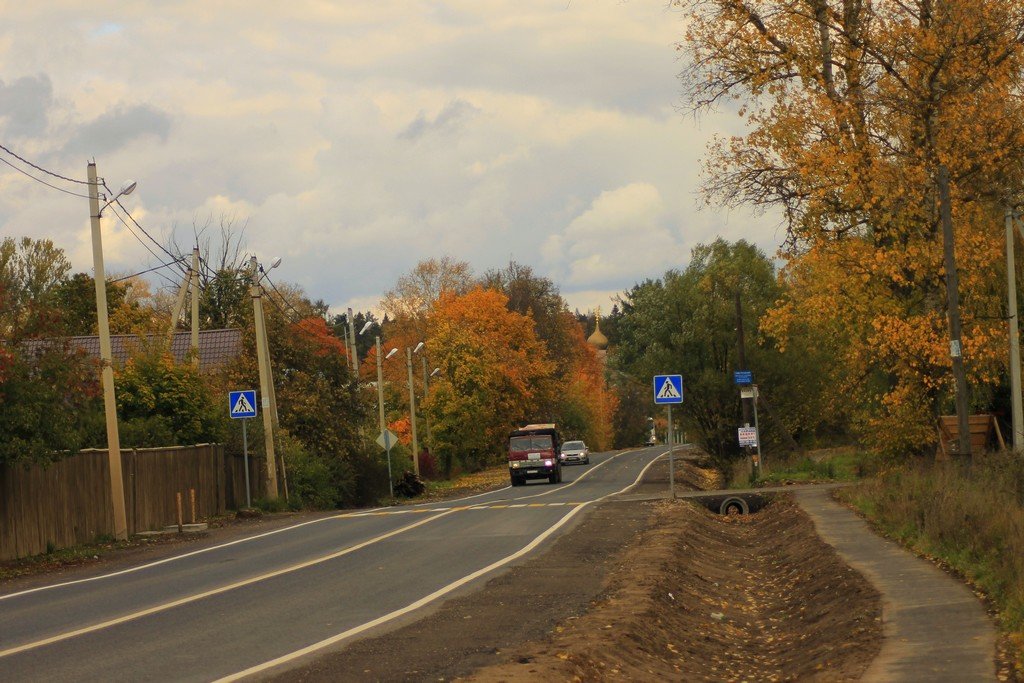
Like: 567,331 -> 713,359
587,310 -> 608,350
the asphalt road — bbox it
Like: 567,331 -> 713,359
0,446 -> 665,682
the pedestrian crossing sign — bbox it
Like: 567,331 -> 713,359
229,390 -> 258,419
653,374 -> 683,404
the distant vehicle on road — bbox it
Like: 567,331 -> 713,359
560,440 -> 590,465
645,436 -> 657,446
508,423 -> 562,486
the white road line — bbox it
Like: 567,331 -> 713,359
0,511 -> 455,660
217,451 -> 659,681
0,449 -> 652,604
0,511 -> 369,602
499,448 -> 643,502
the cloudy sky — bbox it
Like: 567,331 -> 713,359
0,1 -> 779,315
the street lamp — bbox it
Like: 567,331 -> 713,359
407,342 -> 425,477
88,165 -> 137,541
375,336 -> 399,497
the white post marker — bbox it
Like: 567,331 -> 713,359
653,374 -> 684,498
229,390 -> 258,508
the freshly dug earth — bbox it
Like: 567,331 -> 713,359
468,498 -> 882,682
275,459 -> 881,682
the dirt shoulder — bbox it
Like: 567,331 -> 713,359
275,459 -> 881,682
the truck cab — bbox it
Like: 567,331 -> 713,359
508,423 -> 562,486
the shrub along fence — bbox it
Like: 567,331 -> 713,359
0,444 -> 263,561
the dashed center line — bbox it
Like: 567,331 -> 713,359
347,502 -> 583,517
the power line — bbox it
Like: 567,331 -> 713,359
0,155 -> 92,198
110,257 -> 188,283
0,141 -> 90,185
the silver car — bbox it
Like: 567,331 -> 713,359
560,440 -> 590,465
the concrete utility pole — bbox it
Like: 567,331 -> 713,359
1007,207 -> 1024,452
422,355 -> 431,446
249,256 -> 279,498
937,164 -> 972,457
376,336 -> 394,497
407,348 -> 420,477
190,247 -> 200,364
347,307 -> 358,374
167,266 -> 190,340
87,162 -> 129,541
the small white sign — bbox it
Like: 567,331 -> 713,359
738,426 -> 758,447
740,387 -> 756,399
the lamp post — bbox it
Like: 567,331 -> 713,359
87,163 -> 135,541
422,360 -> 439,446
357,320 -> 373,378
407,342 -> 424,476
375,336 -> 399,497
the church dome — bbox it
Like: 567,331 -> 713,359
587,316 -> 608,350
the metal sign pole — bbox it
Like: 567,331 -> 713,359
753,385 -> 764,471
242,419 -> 251,508
668,404 -> 675,499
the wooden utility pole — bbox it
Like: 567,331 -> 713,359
937,164 -> 972,457
735,291 -> 752,426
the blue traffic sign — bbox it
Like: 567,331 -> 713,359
229,390 -> 257,419
653,374 -> 683,404
734,370 -> 753,385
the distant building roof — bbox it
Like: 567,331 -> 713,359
22,328 -> 243,372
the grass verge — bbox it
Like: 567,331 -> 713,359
731,446 -> 877,488
837,452 -> 1024,677
413,465 -> 510,503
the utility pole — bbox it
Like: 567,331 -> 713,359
407,348 -> 420,477
190,247 -> 200,365
376,336 -> 394,497
87,162 -> 128,541
1008,207 -> 1024,452
735,291 -> 752,426
249,256 -> 279,498
937,164 -> 972,457
347,307 -> 358,374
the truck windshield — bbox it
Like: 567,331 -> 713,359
510,435 -> 553,451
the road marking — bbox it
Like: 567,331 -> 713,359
493,448 -> 644,504
0,511 -> 455,660
216,451 -> 660,681
0,478 -> 528,602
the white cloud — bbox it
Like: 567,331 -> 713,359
0,1 -> 782,318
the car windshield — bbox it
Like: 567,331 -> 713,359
510,435 -> 553,451
562,441 -> 584,450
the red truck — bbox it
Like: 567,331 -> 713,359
508,423 -> 563,486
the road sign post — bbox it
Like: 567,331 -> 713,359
653,374 -> 684,499
229,390 -> 258,507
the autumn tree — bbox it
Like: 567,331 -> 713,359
613,240 -> 794,462
676,0 -> 1024,452
424,287 -> 554,476
382,257 -> 474,342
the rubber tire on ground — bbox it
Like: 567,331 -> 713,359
511,476 -> 523,487
549,471 -> 558,484
584,458 -> 590,465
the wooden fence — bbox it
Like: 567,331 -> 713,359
0,444 -> 263,561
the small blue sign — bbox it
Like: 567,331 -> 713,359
229,390 -> 257,419
653,374 -> 684,404
734,370 -> 753,385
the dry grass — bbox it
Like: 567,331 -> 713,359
411,465 -> 511,503
840,452 -> 1024,675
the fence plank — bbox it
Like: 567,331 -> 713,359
0,444 -> 231,561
